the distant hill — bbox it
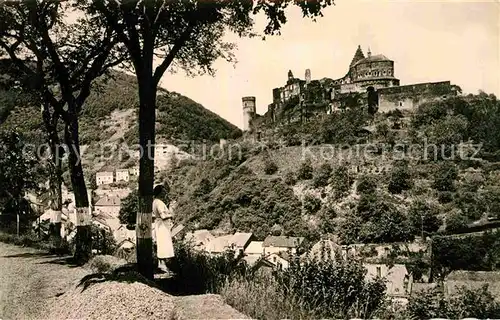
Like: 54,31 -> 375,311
0,64 -> 242,147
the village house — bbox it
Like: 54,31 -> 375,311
114,224 -> 136,244
263,235 -> 304,255
128,166 -> 139,176
185,229 -> 215,250
94,195 -> 121,218
364,263 -> 413,302
96,171 -> 113,186
229,232 -> 254,256
203,232 -> 254,257
266,251 -> 292,270
115,169 -> 130,182
206,234 -> 233,255
244,241 -> 264,257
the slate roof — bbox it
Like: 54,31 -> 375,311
206,235 -> 233,253
95,195 -> 121,207
245,241 -> 264,255
229,232 -> 253,248
263,236 -> 304,248
353,54 -> 392,66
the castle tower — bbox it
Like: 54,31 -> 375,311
305,69 -> 311,84
287,70 -> 294,81
242,96 -> 256,131
367,47 -> 372,58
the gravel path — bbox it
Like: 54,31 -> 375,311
0,242 -> 89,320
0,242 -> 250,320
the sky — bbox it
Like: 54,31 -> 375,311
158,0 -> 500,129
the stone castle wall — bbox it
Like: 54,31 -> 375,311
378,81 -> 457,113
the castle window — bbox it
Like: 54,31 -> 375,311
399,101 -> 403,107
376,267 -> 381,277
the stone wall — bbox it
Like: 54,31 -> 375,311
378,81 -> 457,113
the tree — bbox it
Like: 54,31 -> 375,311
330,164 -> 351,199
433,162 -> 458,192
297,159 -> 314,180
90,0 -> 334,279
408,200 -> 441,237
388,160 -> 412,194
0,131 -> 39,233
0,0 -> 125,262
312,162 -> 332,187
263,158 -> 278,175
356,175 -> 377,195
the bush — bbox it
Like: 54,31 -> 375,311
263,158 -> 278,175
388,160 -> 412,194
433,161 -> 458,192
222,275 -> 313,320
276,258 -> 386,319
90,225 -> 117,255
297,160 -> 313,180
312,163 -> 332,187
330,165 -> 351,198
356,175 -> 377,195
406,286 -> 500,319
303,194 -> 322,214
284,172 -> 297,185
167,241 -> 247,294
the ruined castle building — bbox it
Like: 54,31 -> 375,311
248,45 -> 459,126
242,96 -> 256,131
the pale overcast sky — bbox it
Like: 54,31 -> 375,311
158,0 -> 500,129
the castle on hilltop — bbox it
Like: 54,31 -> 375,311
243,45 -> 460,132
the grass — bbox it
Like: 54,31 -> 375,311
221,274 -> 314,320
0,231 -> 71,255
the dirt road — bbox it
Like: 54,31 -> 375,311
0,242 -> 88,320
0,242 -> 249,320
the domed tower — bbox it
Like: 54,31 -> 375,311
242,96 -> 256,132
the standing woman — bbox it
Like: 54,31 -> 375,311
152,184 -> 175,272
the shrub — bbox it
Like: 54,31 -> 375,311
263,158 -> 278,175
276,258 -> 386,319
284,172 -> 297,185
433,161 -> 458,192
388,160 -> 412,194
406,286 -> 500,319
297,160 -> 313,180
356,175 -> 377,195
90,225 -> 117,255
312,163 -> 332,187
222,275 -> 313,320
330,165 -> 351,198
167,241 -> 247,294
303,194 -> 322,214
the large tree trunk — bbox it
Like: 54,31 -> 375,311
135,67 -> 156,280
64,112 -> 91,263
42,103 -> 63,241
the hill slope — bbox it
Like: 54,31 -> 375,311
0,66 -> 242,154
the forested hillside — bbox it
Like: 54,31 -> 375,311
0,65 -> 242,147
165,92 -> 500,247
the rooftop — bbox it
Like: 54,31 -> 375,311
95,195 -> 121,207
353,54 -> 392,66
229,232 -> 253,248
263,236 -> 304,248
